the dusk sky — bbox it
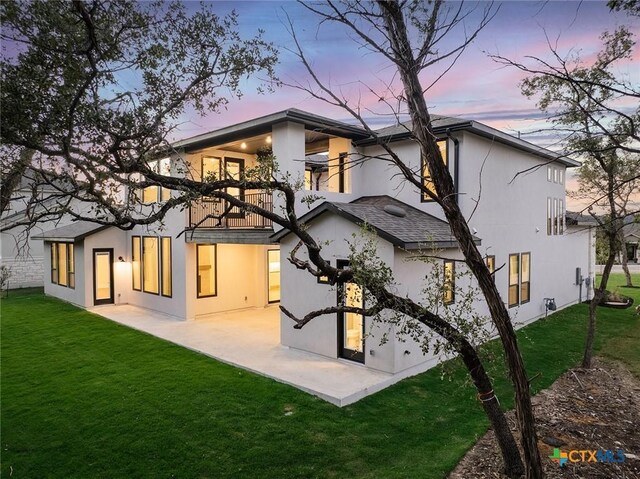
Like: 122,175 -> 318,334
174,0 -> 639,150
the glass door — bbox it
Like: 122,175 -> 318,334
337,260 -> 365,363
93,249 -> 114,305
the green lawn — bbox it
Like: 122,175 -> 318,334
2,274 -> 638,479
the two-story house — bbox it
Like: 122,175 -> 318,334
34,108 -> 596,377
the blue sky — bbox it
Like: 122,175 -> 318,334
174,0 -> 639,148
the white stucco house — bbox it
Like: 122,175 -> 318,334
32,108 -> 596,378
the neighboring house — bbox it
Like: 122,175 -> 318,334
34,108 -> 596,377
622,222 -> 640,263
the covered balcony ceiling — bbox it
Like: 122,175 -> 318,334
217,130 -> 333,155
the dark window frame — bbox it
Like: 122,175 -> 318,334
336,259 -> 365,363
338,152 -> 347,193
161,236 -> 172,298
224,157 -> 245,218
520,252 -> 531,304
50,242 -> 75,289
132,236 -> 142,291
142,236 -> 160,295
508,253 -> 520,308
196,244 -> 218,299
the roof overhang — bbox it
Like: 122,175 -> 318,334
32,223 -> 110,242
172,109 -> 370,153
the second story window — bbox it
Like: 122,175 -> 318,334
547,197 -> 564,236
443,260 -> 455,305
338,152 -> 347,193
142,157 -> 171,204
421,140 -> 448,202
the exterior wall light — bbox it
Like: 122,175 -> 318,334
118,256 -> 126,262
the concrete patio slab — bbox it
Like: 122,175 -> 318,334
90,304 -> 418,406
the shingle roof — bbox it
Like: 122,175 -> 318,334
32,222 -> 109,241
272,195 -> 478,249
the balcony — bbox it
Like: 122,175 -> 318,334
189,190 -> 273,230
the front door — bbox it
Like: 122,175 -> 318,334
337,260 -> 365,363
93,249 -> 114,305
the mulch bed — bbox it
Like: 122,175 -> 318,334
449,358 -> 640,478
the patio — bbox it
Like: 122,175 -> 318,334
91,304 -> 406,406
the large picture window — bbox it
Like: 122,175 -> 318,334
161,237 -> 172,297
142,158 -> 171,204
197,244 -> 217,298
421,140 -> 448,201
50,242 -> 74,289
143,236 -> 159,294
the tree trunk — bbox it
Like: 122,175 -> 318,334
620,233 -> 633,287
582,235 -> 617,368
378,4 -> 543,476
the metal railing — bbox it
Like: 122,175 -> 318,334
189,190 -> 273,229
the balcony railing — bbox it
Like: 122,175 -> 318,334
189,190 -> 273,229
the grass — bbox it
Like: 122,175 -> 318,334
2,274 -> 639,479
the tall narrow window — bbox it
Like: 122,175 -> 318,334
51,243 -> 58,284
338,153 -> 347,193
132,236 -> 141,291
267,249 -> 280,303
143,237 -> 159,294
552,198 -> 558,235
304,168 -> 313,191
161,237 -> 172,297
547,197 -> 552,235
58,243 -> 68,287
508,254 -> 520,307
553,167 -> 558,183
521,253 -> 531,304
443,260 -> 455,305
547,166 -> 552,182
68,244 -> 75,289
202,156 -> 221,201
197,244 -> 217,298
558,169 -> 564,184
421,140 -> 448,201
160,157 -> 171,202
558,199 -> 564,235
225,158 -> 244,217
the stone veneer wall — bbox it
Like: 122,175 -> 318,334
0,256 -> 44,289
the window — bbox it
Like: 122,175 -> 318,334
202,156 -> 221,201
224,158 -> 245,217
338,152 -> 347,193
142,158 -> 171,204
547,166 -> 552,182
521,253 -> 531,304
553,167 -> 558,183
552,198 -> 558,235
50,242 -> 74,289
486,255 -> 495,276
443,260 -> 455,305
132,236 -> 141,291
421,140 -> 448,201
143,236 -> 159,294
197,244 -> 217,298
558,199 -> 564,235
161,237 -> 172,297
304,168 -> 314,191
508,254 -> 520,307
267,249 -> 280,303
558,169 -> 564,185
547,197 -> 552,235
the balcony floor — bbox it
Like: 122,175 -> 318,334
90,303 -> 405,406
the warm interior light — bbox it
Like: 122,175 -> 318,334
240,142 -> 247,149
266,136 -> 272,144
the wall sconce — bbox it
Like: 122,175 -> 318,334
266,135 -> 272,144
118,256 -> 126,263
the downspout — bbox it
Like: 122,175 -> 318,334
445,129 -> 460,204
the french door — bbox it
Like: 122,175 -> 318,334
93,249 -> 114,305
337,260 -> 365,363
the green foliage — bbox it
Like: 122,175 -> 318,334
2,274 -> 638,478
